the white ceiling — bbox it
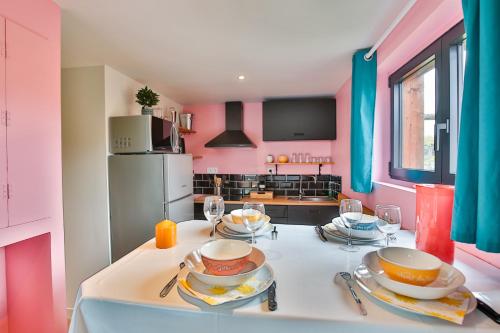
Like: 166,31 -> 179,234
56,0 -> 407,105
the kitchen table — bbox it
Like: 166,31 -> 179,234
69,220 -> 499,333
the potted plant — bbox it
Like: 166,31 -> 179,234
136,86 -> 160,115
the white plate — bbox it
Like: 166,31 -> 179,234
177,263 -> 274,306
216,221 -> 273,238
363,251 -> 465,299
322,223 -> 383,244
353,264 -> 476,316
331,217 -> 385,240
222,214 -> 271,234
185,247 -> 266,287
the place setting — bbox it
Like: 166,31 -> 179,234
163,196 -> 277,310
204,196 -> 276,243
317,199 -> 401,250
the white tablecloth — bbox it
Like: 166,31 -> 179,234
69,220 -> 499,333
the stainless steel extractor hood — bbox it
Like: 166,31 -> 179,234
205,101 -> 256,148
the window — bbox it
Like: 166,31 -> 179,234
390,22 -> 465,184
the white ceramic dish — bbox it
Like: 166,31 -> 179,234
363,251 -> 465,299
222,214 -> 271,234
332,217 -> 384,240
185,247 -> 266,286
326,220 -> 385,242
177,263 -> 274,305
200,239 -> 252,261
353,264 -> 476,316
217,221 -> 273,239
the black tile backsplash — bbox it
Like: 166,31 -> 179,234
194,173 -> 342,199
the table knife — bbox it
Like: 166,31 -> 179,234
476,297 -> 500,324
160,262 -> 185,298
268,281 -> 277,311
315,225 -> 327,242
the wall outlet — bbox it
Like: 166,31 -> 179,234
207,167 -> 218,174
267,167 -> 274,175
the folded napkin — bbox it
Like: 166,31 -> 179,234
178,275 -> 268,306
372,286 -> 471,324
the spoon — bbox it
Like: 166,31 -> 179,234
335,272 -> 367,316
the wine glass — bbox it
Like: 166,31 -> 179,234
242,202 -> 265,244
339,199 -> 363,252
203,196 -> 225,241
375,205 -> 401,247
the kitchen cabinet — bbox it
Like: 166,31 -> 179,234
287,206 -> 339,226
5,19 -> 54,226
194,203 -> 338,226
0,16 -> 6,228
263,98 -> 336,141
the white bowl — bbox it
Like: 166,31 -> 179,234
200,239 -> 252,261
185,247 -> 266,286
222,214 -> 271,234
332,216 -> 384,239
363,251 -> 465,299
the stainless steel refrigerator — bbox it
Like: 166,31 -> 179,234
108,153 -> 193,262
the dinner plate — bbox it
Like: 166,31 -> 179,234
353,264 -> 476,316
322,223 -> 383,244
222,214 -> 272,234
331,217 -> 385,240
363,251 -> 466,299
216,221 -> 273,238
185,247 -> 266,287
177,263 -> 274,306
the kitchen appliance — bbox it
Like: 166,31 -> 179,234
180,113 -> 193,130
109,115 -> 180,154
108,153 -> 193,262
205,101 -> 256,148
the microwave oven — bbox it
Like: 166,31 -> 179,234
109,115 -> 179,154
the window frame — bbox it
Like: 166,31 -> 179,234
389,21 -> 465,184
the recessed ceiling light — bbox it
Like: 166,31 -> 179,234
237,75 -> 245,80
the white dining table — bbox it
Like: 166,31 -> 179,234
69,220 -> 499,333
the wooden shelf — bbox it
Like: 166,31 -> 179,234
193,155 -> 203,160
265,162 -> 334,165
179,127 -> 196,134
265,161 -> 334,175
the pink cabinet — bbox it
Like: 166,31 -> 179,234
5,20 -> 54,226
0,17 -> 6,229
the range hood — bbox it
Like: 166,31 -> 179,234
205,101 -> 256,148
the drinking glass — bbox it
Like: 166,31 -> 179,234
339,199 -> 363,252
242,202 -> 265,244
375,205 -> 402,247
203,196 -> 225,241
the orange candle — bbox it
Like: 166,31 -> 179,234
155,220 -> 177,249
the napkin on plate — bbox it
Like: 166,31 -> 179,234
372,285 -> 471,324
178,275 -> 268,306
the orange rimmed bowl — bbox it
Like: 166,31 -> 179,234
200,239 -> 252,276
377,247 -> 442,286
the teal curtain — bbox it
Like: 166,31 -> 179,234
452,0 -> 500,252
350,48 -> 377,193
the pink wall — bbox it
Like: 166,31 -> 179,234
333,0 -> 499,268
0,0 -> 66,332
185,102 -> 335,175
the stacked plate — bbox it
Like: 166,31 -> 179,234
178,239 -> 274,307
216,212 -> 273,239
322,215 -> 385,244
354,247 -> 475,323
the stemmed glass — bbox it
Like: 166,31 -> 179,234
339,199 -> 363,252
242,202 -> 265,244
375,205 -> 401,247
203,196 -> 225,241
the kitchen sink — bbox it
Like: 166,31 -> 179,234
287,196 -> 336,202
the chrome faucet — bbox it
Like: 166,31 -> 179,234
299,175 -> 305,200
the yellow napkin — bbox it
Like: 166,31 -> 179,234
178,276 -> 268,306
372,286 -> 471,324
